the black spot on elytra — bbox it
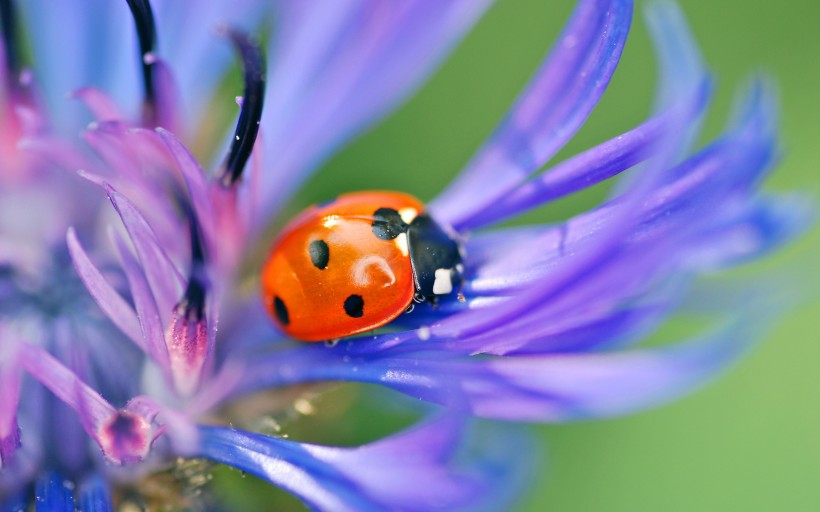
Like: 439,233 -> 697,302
371,207 -> 408,240
308,239 -> 330,270
273,296 -> 290,325
343,294 -> 364,318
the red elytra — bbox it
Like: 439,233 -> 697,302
261,191 -> 425,341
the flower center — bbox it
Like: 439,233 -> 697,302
98,410 -> 152,465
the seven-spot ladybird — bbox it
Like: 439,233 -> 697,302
261,191 -> 463,341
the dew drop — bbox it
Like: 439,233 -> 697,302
294,398 -> 316,415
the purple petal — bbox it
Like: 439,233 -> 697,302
0,425 -> 20,471
154,128 -> 214,239
68,87 -> 124,121
80,124 -> 186,252
19,341 -> 159,465
452,230 -> 683,348
430,0 -> 633,229
432,79 -> 779,346
155,128 -> 249,275
81,122 -> 143,179
434,205 -> 641,342
0,350 -> 21,468
105,185 -> 186,317
35,471 -> 75,512
148,56 -> 180,132
113,234 -> 171,371
15,135 -> 94,179
462,80 -> 709,229
18,343 -> 115,432
66,228 -> 144,350
329,283 -> 679,358
681,195 -> 813,271
197,415 -> 534,511
257,0 -> 494,223
214,299 -> 288,356
474,318 -> 761,420
460,299 -> 677,356
449,0 -> 716,230
184,359 -> 246,417
107,183 -> 215,396
237,311 -> 767,422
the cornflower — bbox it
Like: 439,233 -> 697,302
0,0 -> 808,510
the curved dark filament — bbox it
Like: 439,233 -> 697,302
0,0 -> 21,92
220,30 -> 266,187
176,200 -> 208,321
125,0 -> 158,125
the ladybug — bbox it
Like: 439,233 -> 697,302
261,191 -> 463,341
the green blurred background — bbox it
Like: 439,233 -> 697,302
216,0 -> 820,510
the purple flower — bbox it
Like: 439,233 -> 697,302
0,0 -> 808,510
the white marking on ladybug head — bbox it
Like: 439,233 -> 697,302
398,207 -> 418,224
433,268 -> 453,295
394,232 -> 409,257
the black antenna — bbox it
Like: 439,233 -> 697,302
176,200 -> 208,320
220,30 -> 266,186
125,0 -> 158,125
